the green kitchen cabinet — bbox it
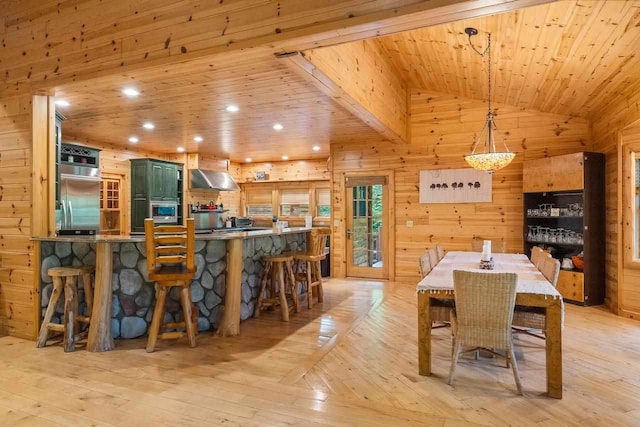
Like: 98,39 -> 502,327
130,159 -> 182,232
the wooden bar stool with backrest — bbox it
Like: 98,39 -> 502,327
144,218 -> 197,353
37,265 -> 95,352
419,251 -> 451,330
294,227 -> 331,309
254,254 -> 299,321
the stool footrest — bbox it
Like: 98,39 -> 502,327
77,316 -> 91,323
163,321 -> 185,330
47,324 -> 64,332
159,331 -> 184,340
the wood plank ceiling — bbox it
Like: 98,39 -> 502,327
53,53 -> 382,162
375,0 -> 640,118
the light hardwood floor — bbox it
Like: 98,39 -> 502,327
1,278 -> 639,426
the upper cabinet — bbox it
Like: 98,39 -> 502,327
523,152 -> 585,193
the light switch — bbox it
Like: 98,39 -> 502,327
334,219 -> 340,227
406,220 -> 414,228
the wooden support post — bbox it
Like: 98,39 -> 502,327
217,238 -> 243,337
86,242 -> 115,352
417,292 -> 432,376
546,299 -> 563,399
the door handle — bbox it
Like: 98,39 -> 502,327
346,229 -> 352,240
61,199 -> 67,228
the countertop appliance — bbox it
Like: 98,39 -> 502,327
56,163 -> 100,235
232,217 -> 253,228
189,202 -> 228,230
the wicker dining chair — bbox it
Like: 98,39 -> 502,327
512,256 -> 560,340
419,252 -> 432,278
539,256 -> 561,287
449,270 -> 523,395
418,252 -> 451,329
435,243 -> 445,262
530,246 -> 544,266
427,247 -> 439,268
471,236 -> 506,253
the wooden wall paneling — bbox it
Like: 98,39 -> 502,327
285,43 -> 408,143
239,159 -> 329,183
331,90 -> 591,282
0,95 -> 35,339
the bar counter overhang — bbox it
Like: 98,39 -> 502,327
32,227 -> 311,352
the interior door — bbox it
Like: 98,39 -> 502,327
346,175 -> 389,279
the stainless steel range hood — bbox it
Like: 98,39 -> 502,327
190,169 -> 240,191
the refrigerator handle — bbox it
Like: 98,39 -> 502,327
68,199 -> 74,227
61,199 -> 68,228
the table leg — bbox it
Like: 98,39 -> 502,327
418,292 -> 432,375
217,238 -> 243,337
86,242 -> 115,352
545,299 -> 563,399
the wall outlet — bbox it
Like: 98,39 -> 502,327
406,220 -> 414,228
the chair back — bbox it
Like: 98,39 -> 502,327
540,256 -> 560,287
419,253 -> 432,278
530,246 -> 543,266
436,244 -> 445,261
471,236 -> 506,253
453,270 -> 518,349
309,227 -> 331,258
427,247 -> 439,268
144,218 -> 195,276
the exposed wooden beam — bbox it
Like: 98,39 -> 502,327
284,48 -> 408,143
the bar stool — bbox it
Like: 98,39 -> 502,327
37,265 -> 95,352
144,218 -> 197,353
254,254 -> 299,321
292,228 -> 331,309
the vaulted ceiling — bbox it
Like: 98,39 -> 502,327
53,0 -> 640,162
375,0 -> 640,118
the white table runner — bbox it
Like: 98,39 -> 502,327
417,251 -> 563,301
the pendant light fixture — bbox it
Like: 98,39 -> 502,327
463,27 -> 515,173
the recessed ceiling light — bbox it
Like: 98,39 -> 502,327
143,122 -> 155,130
273,123 -> 284,131
122,87 -> 140,97
226,105 -> 239,113
282,155 -> 288,160
193,136 -> 203,143
245,157 -> 252,163
128,136 -> 139,143
177,147 -> 185,153
55,100 -> 70,107
312,145 -> 320,151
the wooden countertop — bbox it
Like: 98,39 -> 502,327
32,227 -> 312,243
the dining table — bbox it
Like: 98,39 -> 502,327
416,251 -> 564,398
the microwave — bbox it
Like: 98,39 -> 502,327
149,201 -> 178,224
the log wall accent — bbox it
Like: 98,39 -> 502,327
286,41 -> 409,143
0,95 -> 35,339
331,90 -> 590,281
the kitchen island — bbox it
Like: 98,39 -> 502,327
33,227 -> 310,352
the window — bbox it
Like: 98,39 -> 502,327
636,157 -> 640,259
316,187 -> 331,217
246,187 -> 273,216
280,188 -> 310,217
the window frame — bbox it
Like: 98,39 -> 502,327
623,139 -> 640,269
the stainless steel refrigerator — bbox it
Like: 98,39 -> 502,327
56,164 -> 100,235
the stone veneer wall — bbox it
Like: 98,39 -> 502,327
39,233 -> 306,339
